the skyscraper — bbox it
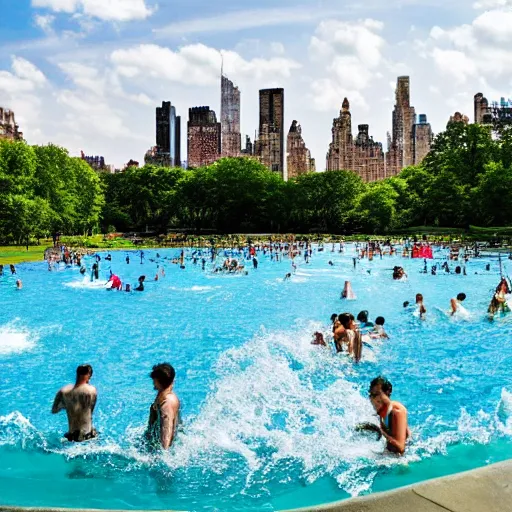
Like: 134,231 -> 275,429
187,106 -> 221,168
413,114 -> 433,165
287,120 -> 315,179
255,88 -> 284,177
156,101 -> 181,167
386,77 -> 428,175
221,75 -> 241,157
326,98 -> 386,182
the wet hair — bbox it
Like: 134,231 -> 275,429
139,275 -> 146,282
375,316 -> 385,326
416,293 -> 423,302
457,293 -> 466,301
150,363 -> 175,388
76,364 -> 93,378
330,313 -> 338,323
370,376 -> 392,396
357,310 -> 369,323
403,301 -> 410,308
455,266 -> 461,274
338,313 -> 353,329
496,278 -> 511,294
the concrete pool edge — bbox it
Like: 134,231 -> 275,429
2,460 -> 512,512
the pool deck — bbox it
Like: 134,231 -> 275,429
1,460 -> 511,512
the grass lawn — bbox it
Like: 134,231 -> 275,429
0,244 -> 52,265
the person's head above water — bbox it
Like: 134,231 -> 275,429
330,313 -> 338,324
338,313 -> 355,329
375,316 -> 385,326
457,293 -> 466,302
403,301 -> 410,308
369,376 -> 392,412
150,363 -> 176,391
76,364 -> 93,385
357,310 -> 369,323
416,293 -> 423,303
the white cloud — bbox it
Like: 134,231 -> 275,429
473,0 -> 511,8
154,7 -> 343,37
111,43 -> 300,86
308,19 -> 386,112
32,0 -> 154,22
34,14 -> 56,35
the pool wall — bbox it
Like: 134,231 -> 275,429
2,460 -> 511,512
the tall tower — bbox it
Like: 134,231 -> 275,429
386,77 -> 417,175
156,101 -> 181,167
287,120 -> 315,180
413,114 -> 433,165
221,75 -> 241,157
255,88 -> 284,177
474,93 -> 489,124
187,106 -> 221,168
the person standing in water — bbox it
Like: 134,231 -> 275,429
415,293 -> 427,319
450,293 -> 468,317
369,376 -> 408,455
52,365 -> 97,442
146,363 -> 180,450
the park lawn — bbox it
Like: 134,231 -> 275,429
0,244 -> 52,265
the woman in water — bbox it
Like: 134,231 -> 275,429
488,278 -> 511,318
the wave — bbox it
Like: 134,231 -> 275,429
0,322 -> 38,356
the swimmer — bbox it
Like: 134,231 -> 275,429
52,364 -> 97,442
0,264 -> 3,275
253,257 -> 258,269
126,255 -> 130,264
135,275 -> 146,291
10,264 -> 16,275
311,332 -> 327,346
146,363 -> 180,450
372,317 -> 389,339
125,284 -> 131,292
415,293 -> 427,319
338,313 -> 362,361
450,293 -> 468,317
79,265 -> 86,275
284,273 -> 292,281
488,278 -> 511,318
16,279 -> 22,290
356,310 -> 374,329
368,376 -> 409,455
341,281 -> 356,300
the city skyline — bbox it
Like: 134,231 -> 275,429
0,0 -> 511,168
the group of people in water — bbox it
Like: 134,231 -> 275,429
8,238 -> 512,459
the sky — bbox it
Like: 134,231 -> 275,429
0,0 -> 511,169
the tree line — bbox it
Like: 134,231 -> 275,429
1,120 -> 512,243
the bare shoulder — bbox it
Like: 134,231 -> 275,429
166,393 -> 180,412
393,401 -> 407,416
76,383 -> 97,395
59,384 -> 74,395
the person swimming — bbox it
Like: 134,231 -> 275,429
311,332 -> 327,346
341,281 -> 356,300
145,363 -> 180,450
135,275 -> 146,291
450,293 -> 469,318
415,293 -> 427,319
372,316 -> 389,339
368,376 -> 409,455
357,310 -> 374,329
284,273 -> 292,281
16,279 -> 22,290
488,278 -> 511,318
10,264 -> 16,275
52,364 -> 97,442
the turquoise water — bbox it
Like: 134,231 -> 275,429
1,245 -> 512,511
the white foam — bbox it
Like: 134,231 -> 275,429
65,277 -> 109,289
169,285 -> 220,292
0,323 -> 37,355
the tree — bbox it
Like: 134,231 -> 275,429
357,182 -> 398,233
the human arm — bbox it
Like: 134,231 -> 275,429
450,298 -> 457,315
381,407 -> 408,455
159,397 -> 179,450
51,390 -> 65,414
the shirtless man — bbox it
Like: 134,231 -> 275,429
52,364 -> 97,442
369,376 -> 409,455
146,363 -> 180,450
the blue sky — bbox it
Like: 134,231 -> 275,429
0,0 -> 511,168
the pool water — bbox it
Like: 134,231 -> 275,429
1,245 -> 512,511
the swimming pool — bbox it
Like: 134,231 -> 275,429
1,244 -> 512,511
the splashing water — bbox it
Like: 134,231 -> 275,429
1,246 -> 512,510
